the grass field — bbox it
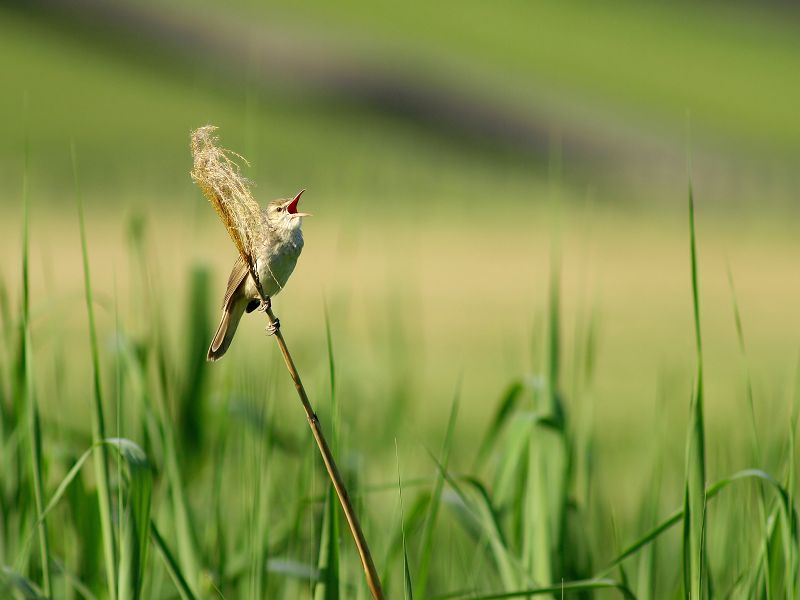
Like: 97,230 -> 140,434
1,2 -> 799,599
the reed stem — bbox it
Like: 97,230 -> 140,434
261,298 -> 385,600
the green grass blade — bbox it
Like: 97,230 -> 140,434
430,577 -> 635,600
602,507 -> 683,576
324,303 -> 337,447
414,388 -> 459,599
520,255 -> 568,586
149,308 -> 201,595
609,514 -> 631,593
727,264 -> 773,594
395,441 -> 414,600
433,461 -> 525,589
726,265 -> 761,460
21,129 -> 51,597
150,523 -> 198,600
763,506 -> 783,599
315,308 -> 340,600
0,267 -> 9,350
473,381 -> 524,470
50,559 -> 99,600
547,254 -> 563,423
38,447 -> 95,522
248,393 -> 273,600
26,402 -> 49,598
177,266 -> 211,454
601,469 -> 798,576
524,423 -> 552,586
0,267 -> 8,442
786,355 -> 800,599
491,415 -> 531,556
23,439 -> 152,599
636,406 -> 664,600
109,439 -> 152,600
314,485 -> 341,600
73,142 -> 117,600
682,182 -> 707,599
381,492 -> 430,593
113,283 -> 124,600
162,426 -> 201,595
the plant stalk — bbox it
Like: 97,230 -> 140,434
260,296 -> 384,600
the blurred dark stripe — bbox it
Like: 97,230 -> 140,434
11,0 -> 792,201
7,0 -> 612,164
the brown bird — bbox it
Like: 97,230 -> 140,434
207,190 -> 310,361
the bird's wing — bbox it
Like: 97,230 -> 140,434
222,255 -> 250,309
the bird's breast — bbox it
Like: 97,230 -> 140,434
256,231 -> 304,297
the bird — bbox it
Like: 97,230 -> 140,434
207,189 -> 310,361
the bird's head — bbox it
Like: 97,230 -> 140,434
266,189 -> 311,232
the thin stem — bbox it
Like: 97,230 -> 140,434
260,296 -> 384,600
23,116 -> 52,597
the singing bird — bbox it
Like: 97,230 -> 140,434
207,189 -> 310,361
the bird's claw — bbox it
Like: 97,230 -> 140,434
265,318 -> 280,336
257,297 -> 272,313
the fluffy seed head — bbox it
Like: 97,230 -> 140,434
190,125 -> 264,270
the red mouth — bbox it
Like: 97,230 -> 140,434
286,189 -> 305,214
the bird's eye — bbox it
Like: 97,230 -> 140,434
276,206 -> 283,212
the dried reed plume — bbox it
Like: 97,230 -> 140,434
189,126 -> 385,600
190,125 -> 263,273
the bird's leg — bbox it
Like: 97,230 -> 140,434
258,296 -> 281,335
265,317 -> 281,336
257,296 -> 272,313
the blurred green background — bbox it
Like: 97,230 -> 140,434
1,0 -> 799,597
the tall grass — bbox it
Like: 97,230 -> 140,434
682,184 -> 707,598
21,120 -> 52,598
314,310 -> 341,600
1,164 -> 799,599
74,143 -> 118,600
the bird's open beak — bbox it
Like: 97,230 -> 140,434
286,189 -> 311,217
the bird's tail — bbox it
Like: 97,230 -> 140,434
207,299 -> 247,361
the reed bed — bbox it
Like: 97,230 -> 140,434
0,150 -> 798,599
